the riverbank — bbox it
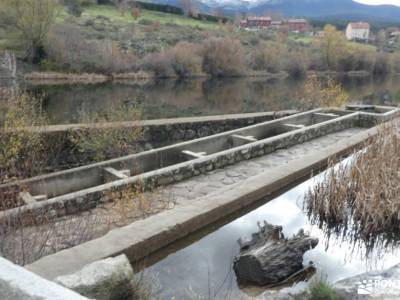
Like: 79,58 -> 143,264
22,69 -> 382,85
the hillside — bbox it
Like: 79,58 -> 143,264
2,2 -> 399,79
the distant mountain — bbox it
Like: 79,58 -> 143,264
152,0 -> 400,23
247,0 -> 400,23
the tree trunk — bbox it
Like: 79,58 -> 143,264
233,222 -> 318,286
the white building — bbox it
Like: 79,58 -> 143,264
346,22 -> 370,41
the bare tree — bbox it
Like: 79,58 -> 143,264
0,0 -> 58,63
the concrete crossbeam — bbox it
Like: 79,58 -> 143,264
314,112 -> 340,118
19,192 -> 47,205
283,124 -> 306,130
182,150 -> 207,159
103,167 -> 130,182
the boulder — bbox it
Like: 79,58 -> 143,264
334,263 -> 400,300
55,254 -> 134,300
233,221 -> 318,286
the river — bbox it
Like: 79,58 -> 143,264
15,75 -> 400,124
142,161 -> 400,299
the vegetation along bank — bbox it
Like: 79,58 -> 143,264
1,0 -> 400,80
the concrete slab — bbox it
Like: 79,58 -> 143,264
0,257 -> 88,300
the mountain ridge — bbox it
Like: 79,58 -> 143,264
152,0 -> 400,23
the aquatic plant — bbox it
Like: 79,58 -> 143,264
304,122 -> 400,256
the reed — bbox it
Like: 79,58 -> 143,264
304,122 -> 400,254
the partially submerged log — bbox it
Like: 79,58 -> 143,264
233,221 -> 318,286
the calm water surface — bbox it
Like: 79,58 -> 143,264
19,75 -> 400,124
143,164 -> 400,299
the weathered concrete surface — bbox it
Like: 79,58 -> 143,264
10,110 -> 296,171
1,109 -> 323,198
0,257 -> 89,300
334,263 -> 400,300
55,254 -> 134,300
1,110 -> 359,226
35,110 -> 298,133
27,126 -> 376,280
3,128 -> 363,266
149,128 -> 363,203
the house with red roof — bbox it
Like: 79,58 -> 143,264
346,22 -> 370,41
240,16 -> 272,29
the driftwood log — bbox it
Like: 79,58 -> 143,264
233,221 -> 318,286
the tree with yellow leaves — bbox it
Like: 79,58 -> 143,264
319,24 -> 347,70
300,75 -> 349,109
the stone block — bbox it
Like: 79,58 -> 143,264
55,255 -> 134,300
0,257 -> 88,300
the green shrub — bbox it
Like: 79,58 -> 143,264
308,280 -> 337,300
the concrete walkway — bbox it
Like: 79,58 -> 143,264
150,128 -> 363,204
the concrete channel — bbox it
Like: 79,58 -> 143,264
0,106 -> 397,227
19,105 -> 399,279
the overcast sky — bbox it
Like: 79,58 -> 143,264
354,0 -> 400,6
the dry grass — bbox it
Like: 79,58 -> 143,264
24,72 -> 109,84
304,123 -> 400,254
0,183 -> 177,265
0,202 -> 108,265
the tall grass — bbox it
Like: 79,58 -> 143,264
304,123 -> 400,254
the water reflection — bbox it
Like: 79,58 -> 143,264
144,169 -> 400,299
16,75 -> 400,124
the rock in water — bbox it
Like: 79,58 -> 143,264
55,254 -> 134,300
233,221 -> 318,286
